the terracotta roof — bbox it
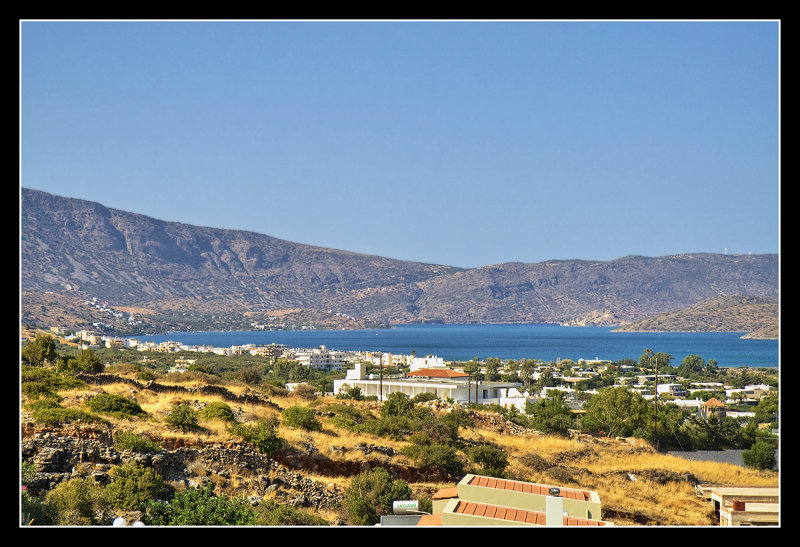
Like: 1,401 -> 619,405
702,398 -> 726,407
453,501 -> 606,526
407,368 -> 469,379
467,475 -> 592,502
432,487 -> 459,500
416,514 -> 443,526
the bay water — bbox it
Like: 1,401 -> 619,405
134,323 -> 778,368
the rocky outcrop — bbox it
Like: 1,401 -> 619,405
21,422 -> 454,512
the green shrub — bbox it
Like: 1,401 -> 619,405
21,365 -> 86,393
145,484 -> 258,526
198,401 -> 236,422
45,477 -> 111,525
112,430 -> 161,453
343,468 -> 413,526
401,442 -> 464,477
106,462 -> 165,511
22,461 -> 57,526
253,500 -> 329,526
281,405 -> 322,432
229,418 -> 284,457
467,444 -> 509,478
21,382 -> 59,400
26,399 -> 104,427
137,370 -> 156,381
85,393 -> 146,419
742,441 -> 776,470
381,392 -> 414,418
166,403 -> 199,432
411,392 -> 438,404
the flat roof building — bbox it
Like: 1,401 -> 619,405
428,474 -> 611,527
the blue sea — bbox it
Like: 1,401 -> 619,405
133,323 -> 779,368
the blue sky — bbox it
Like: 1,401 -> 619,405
20,20 -> 780,268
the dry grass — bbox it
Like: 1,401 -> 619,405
34,378 -> 779,526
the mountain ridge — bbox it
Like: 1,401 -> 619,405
21,188 -> 779,329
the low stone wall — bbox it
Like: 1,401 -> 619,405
74,373 -> 282,410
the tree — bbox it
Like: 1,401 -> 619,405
484,357 -> 501,381
638,349 -> 673,371
524,392 -> 576,435
76,348 -> 103,373
677,354 -> 705,378
22,334 -> 58,367
581,387 -> 649,438
343,468 -> 413,526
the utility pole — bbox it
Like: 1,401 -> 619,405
653,354 -> 659,450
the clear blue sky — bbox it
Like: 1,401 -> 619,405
20,20 -> 780,268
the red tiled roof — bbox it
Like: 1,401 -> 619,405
432,487 -> 459,500
452,501 -> 605,526
407,368 -> 469,379
467,475 -> 592,502
703,398 -> 726,407
416,514 -> 443,526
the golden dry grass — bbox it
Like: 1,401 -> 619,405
33,377 -> 779,526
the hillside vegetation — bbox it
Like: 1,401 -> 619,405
21,347 -> 778,527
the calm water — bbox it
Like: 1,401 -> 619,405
134,324 -> 778,368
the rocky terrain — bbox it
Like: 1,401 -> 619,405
613,295 -> 779,338
22,188 -> 779,329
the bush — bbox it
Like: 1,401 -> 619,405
22,461 -> 57,526
145,484 -> 258,526
106,462 -> 165,510
85,393 -> 146,419
253,500 -> 329,526
742,441 -> 776,470
45,477 -> 111,525
166,403 -> 199,432
292,383 -> 319,400
381,392 -> 414,418
281,405 -> 322,432
26,398 -> 104,427
112,430 -> 161,453
198,401 -> 236,423
137,370 -> 156,381
343,468 -> 413,526
229,418 -> 284,457
518,452 -> 550,472
411,392 -> 438,404
21,366 -> 86,395
402,442 -> 464,477
467,444 -> 509,477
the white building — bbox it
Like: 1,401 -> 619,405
292,345 -> 346,370
333,364 -> 528,408
410,355 -> 445,371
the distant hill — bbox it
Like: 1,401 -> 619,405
21,188 -> 779,330
612,295 -> 778,339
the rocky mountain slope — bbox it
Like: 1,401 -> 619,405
613,295 -> 779,338
21,188 -> 779,327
